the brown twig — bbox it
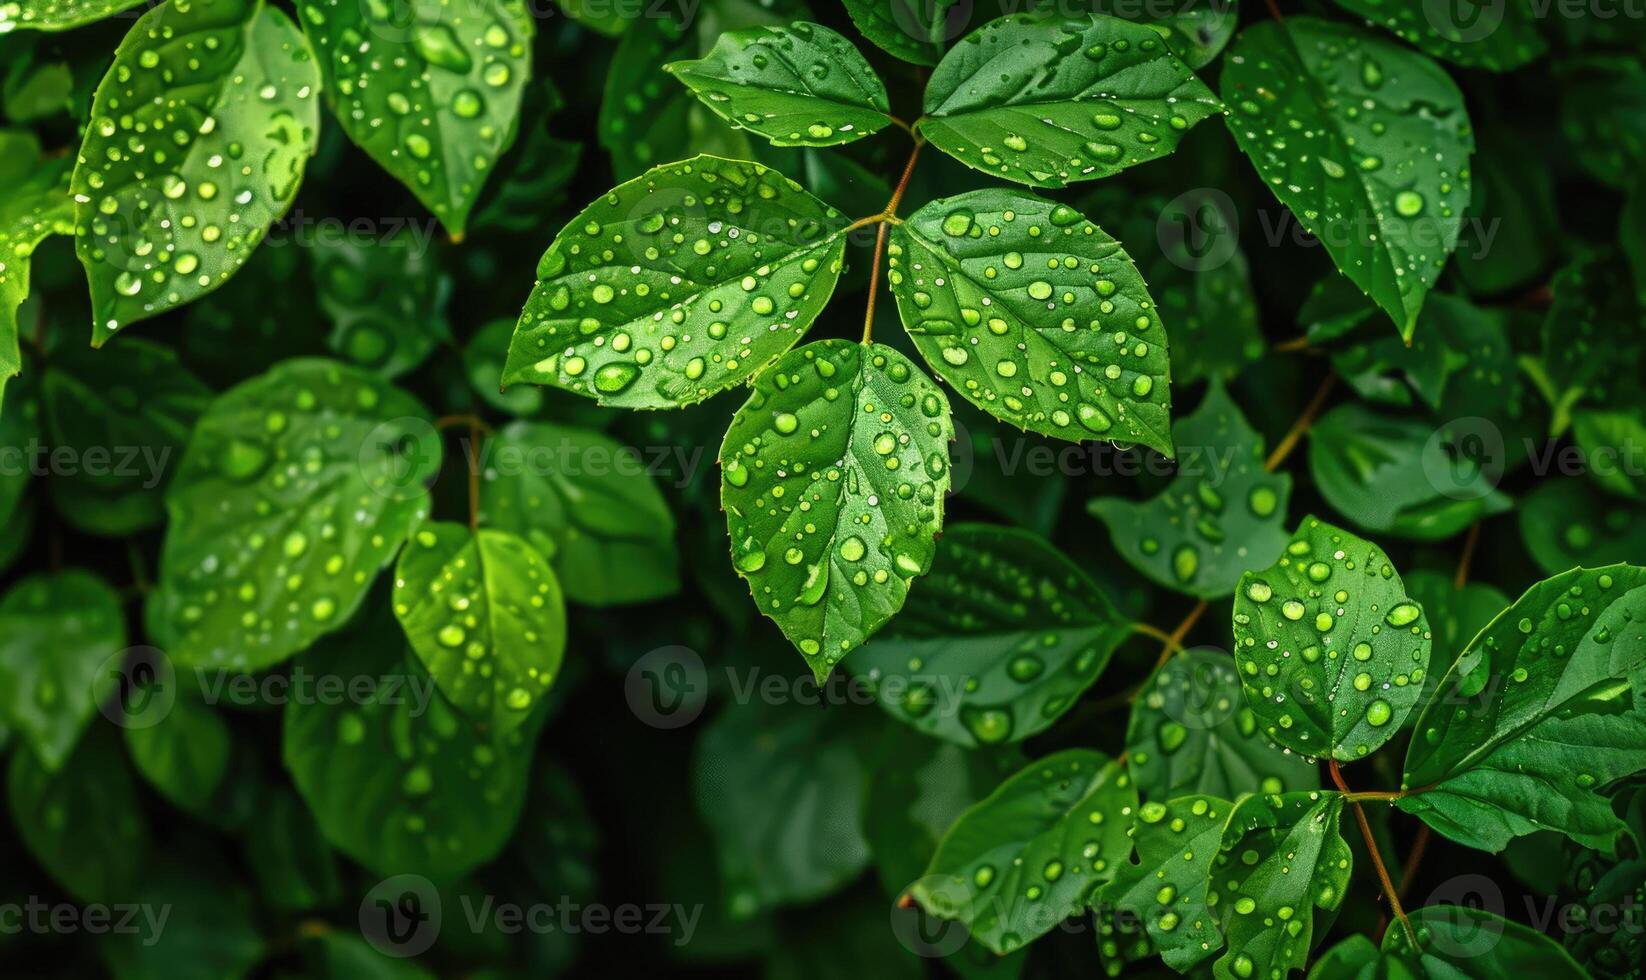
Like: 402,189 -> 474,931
1264,371 -> 1337,472
861,139 -> 925,344
1331,760 -> 1419,948
1454,522 -> 1481,590
1264,0 -> 1285,21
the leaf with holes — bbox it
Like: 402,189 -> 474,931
502,156 -> 848,408
296,0 -> 533,235
1399,565 -> 1646,853
720,340 -> 952,679
1090,381 -> 1290,597
1222,17 -> 1473,340
1232,516 -> 1432,762
851,523 -> 1130,747
889,188 -> 1172,452
666,22 -> 892,147
1126,651 -> 1318,803
1101,793 -> 1237,971
73,0 -> 320,342
917,13 -> 1221,189
911,749 -> 1136,955
147,359 -> 440,671
1210,792 -> 1352,980
392,523 -> 566,735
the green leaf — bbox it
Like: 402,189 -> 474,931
554,0 -> 630,35
124,693 -> 231,814
1535,252 -> 1644,430
392,522 -> 566,734
311,227 -> 451,377
1573,409 -> 1646,502
465,319 -> 542,414
692,700 -> 873,913
841,0 -> 961,66
1222,17 -> 1473,339
1102,793 -> 1236,971
889,188 -> 1172,451
911,749 -> 1136,955
0,0 -> 146,31
470,81 -> 582,235
1127,651 -> 1318,803
99,862 -> 266,980
1308,403 -> 1512,541
1232,516 -> 1433,761
0,130 -> 74,400
1091,381 -> 1291,597
478,420 -> 681,607
1399,564 -> 1646,852
42,336 -> 211,536
242,786 -> 341,910
1402,569 -> 1509,723
502,155 -> 848,408
296,0 -> 533,234
1560,58 -> 1646,191
283,615 -> 540,881
666,22 -> 892,147
720,340 -> 953,679
917,12 -> 1221,189
73,0 -> 321,342
1454,126 -> 1558,296
1313,905 -> 1589,978
0,570 -> 125,771
851,523 -> 1129,746
147,358 -> 440,671
8,726 -> 148,902
1210,792 -> 1352,980
0,365 -> 36,525
1328,0 -> 1545,71
1519,478 -> 1646,577
1103,0 -> 1238,70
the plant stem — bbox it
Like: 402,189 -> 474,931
1264,371 -> 1337,473
1264,0 -> 1285,21
1396,826 -> 1431,904
1133,599 -> 1208,692
861,138 -> 926,344
1131,622 -> 1179,649
1454,522 -> 1480,589
1330,760 -> 1419,948
863,221 -> 891,344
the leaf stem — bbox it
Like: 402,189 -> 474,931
861,138 -> 926,344
1263,371 -> 1337,473
1454,522 -> 1480,589
863,221 -> 891,344
1264,0 -> 1285,21
1330,760 -> 1419,949
1131,599 -> 1208,698
1131,622 -> 1179,649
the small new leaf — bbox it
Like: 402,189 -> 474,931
918,13 -> 1221,189
1233,516 -> 1432,762
911,750 -> 1136,955
852,524 -> 1130,746
666,22 -> 893,147
74,0 -> 321,342
392,523 -> 567,735
889,189 -> 1173,452
503,156 -> 848,408
1400,564 -> 1646,852
720,340 -> 952,680
1222,18 -> 1473,340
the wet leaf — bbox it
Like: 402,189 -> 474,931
1313,904 -> 1589,978
0,570 -> 125,770
8,726 -> 148,902
479,420 -> 681,607
911,749 -> 1136,954
918,12 -> 1220,189
1232,516 -> 1432,761
667,21 -> 892,147
1572,409 -> 1646,502
124,692 -> 231,815
311,227 -> 451,378
392,522 -> 566,735
1100,793 -> 1237,971
1519,478 -> 1646,577
502,155 -> 848,408
73,0 -> 321,342
851,523 -> 1130,747
1091,381 -> 1290,598
147,358 -> 440,671
1222,17 -> 1473,340
1329,0 -> 1545,71
296,0 -> 533,235
0,131 -> 73,403
0,0 -> 146,31
1400,565 -> 1646,852
720,340 -> 952,680
889,188 -> 1173,452
840,0 -> 962,66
